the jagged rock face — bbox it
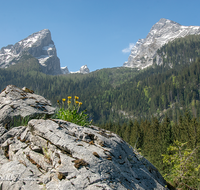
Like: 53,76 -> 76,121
70,65 -> 90,74
79,65 -> 90,74
124,18 -> 200,69
0,85 -> 55,130
0,29 -> 62,75
0,85 -> 168,190
61,66 -> 70,74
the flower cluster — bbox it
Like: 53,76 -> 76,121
56,96 -> 91,127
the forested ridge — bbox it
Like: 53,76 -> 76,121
0,54 -> 140,123
1,34 -> 200,188
1,35 -> 200,124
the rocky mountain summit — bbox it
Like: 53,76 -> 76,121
124,18 -> 200,69
0,29 -> 90,75
70,65 -> 90,74
0,85 -> 168,190
0,29 -> 62,75
61,66 -> 70,75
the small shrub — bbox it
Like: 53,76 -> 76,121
42,146 -> 52,165
162,140 -> 200,189
12,116 -> 31,127
73,159 -> 88,169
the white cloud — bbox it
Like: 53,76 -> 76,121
122,43 -> 135,53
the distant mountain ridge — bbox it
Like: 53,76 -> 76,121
124,18 -> 200,69
0,29 -> 90,75
1,18 -> 200,75
70,65 -> 90,74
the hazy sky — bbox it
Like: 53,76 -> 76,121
1,0 -> 200,72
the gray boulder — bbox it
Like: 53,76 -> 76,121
0,121 -> 169,189
0,85 -> 55,130
0,85 -> 169,190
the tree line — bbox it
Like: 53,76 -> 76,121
98,111 -> 200,189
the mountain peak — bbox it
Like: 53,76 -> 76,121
123,18 -> 200,69
158,18 -> 179,25
0,29 -> 62,75
80,65 -> 90,74
150,18 -> 180,33
61,66 -> 70,74
17,29 -> 52,50
70,65 -> 90,74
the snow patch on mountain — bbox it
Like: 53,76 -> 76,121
123,18 -> 200,69
70,65 -> 90,74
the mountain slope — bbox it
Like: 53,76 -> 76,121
124,18 -> 200,69
115,35 -> 200,121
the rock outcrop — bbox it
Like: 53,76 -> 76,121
0,29 -> 62,75
61,66 -> 70,74
0,85 -> 55,130
124,18 -> 200,69
0,85 -> 168,190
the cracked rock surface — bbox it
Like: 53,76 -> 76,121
0,85 -> 55,130
0,85 -> 168,190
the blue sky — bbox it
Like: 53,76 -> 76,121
1,0 -> 200,72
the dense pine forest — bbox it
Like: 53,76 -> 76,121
1,34 -> 200,188
1,35 -> 200,124
99,112 -> 200,189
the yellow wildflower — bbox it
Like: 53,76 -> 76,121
68,96 -> 72,99
62,98 -> 66,102
75,96 -> 79,100
75,101 -> 79,104
57,100 -> 60,103
67,101 -> 71,104
79,102 -> 82,105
